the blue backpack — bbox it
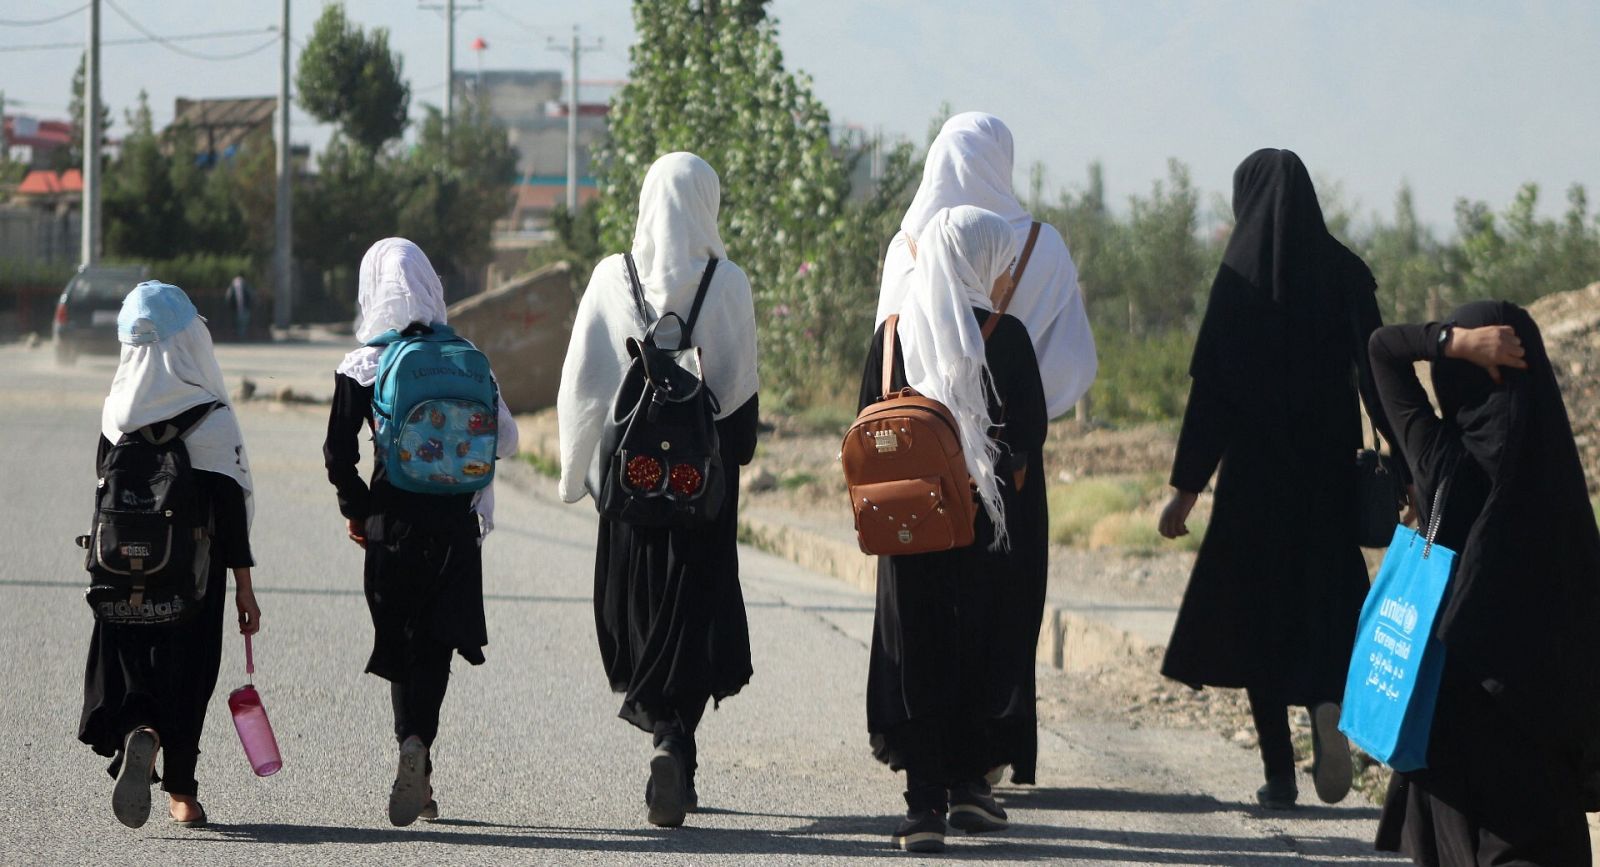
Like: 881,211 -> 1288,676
369,323 -> 500,495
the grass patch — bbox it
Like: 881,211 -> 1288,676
780,471 -> 819,491
1048,477 -> 1146,546
523,451 -> 559,479
1085,512 -> 1204,553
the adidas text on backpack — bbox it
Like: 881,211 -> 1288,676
369,322 -> 500,495
78,402 -> 218,625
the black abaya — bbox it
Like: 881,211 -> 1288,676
79,436 -> 253,797
1161,149 -> 1401,707
1368,304 -> 1600,865
594,394 -> 759,733
859,311 -> 1048,787
324,373 -> 489,682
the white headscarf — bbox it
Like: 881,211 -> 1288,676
102,317 -> 254,527
556,152 -> 759,504
336,238 -> 451,387
899,205 -> 1016,549
878,112 -> 1097,419
336,237 -> 518,537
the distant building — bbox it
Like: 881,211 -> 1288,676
3,115 -> 72,170
457,70 -> 611,238
165,97 -> 276,163
13,168 -> 82,213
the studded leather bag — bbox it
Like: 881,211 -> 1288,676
840,223 -> 1041,556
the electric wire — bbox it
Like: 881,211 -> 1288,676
103,0 -> 277,62
0,26 -> 276,54
0,4 -> 89,27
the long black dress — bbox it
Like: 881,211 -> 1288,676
1161,149 -> 1401,709
1369,304 -> 1599,866
324,373 -> 488,745
594,395 -> 759,734
860,311 -> 1048,789
79,427 -> 253,798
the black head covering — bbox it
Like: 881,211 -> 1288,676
1423,300 -> 1600,806
1189,149 -> 1376,420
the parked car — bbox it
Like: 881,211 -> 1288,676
52,264 -> 149,365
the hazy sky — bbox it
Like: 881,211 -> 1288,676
3,1 -> 1597,233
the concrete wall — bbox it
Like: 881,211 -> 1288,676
447,261 -> 576,413
0,205 -> 78,264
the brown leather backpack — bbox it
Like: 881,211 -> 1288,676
841,221 -> 1041,556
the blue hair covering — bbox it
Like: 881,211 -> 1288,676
117,280 -> 198,345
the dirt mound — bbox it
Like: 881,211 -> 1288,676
1528,282 -> 1600,492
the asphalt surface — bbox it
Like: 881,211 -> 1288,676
0,338 -> 1406,865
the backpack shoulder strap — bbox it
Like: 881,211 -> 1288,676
622,253 -> 652,329
681,258 -> 719,342
138,401 -> 220,446
982,221 -> 1042,340
881,314 -> 900,398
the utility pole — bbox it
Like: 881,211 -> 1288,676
81,0 -> 101,269
443,0 -> 454,130
273,0 -> 292,329
549,26 -> 602,214
419,1 -> 479,132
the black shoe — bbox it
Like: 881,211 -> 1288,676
893,810 -> 947,853
948,780 -> 1009,834
647,747 -> 688,828
1256,774 -> 1298,810
112,728 -> 159,829
1310,702 -> 1352,804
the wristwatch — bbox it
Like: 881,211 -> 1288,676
1436,322 -> 1455,358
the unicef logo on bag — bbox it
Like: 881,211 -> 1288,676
1379,596 -> 1420,635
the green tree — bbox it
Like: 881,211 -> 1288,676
1363,182 -> 1449,321
58,52 -> 113,171
595,0 -> 850,403
395,102 -> 517,284
103,91 -> 180,259
296,3 -> 410,152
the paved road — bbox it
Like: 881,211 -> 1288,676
0,339 -> 1404,865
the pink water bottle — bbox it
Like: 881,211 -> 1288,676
228,634 -> 283,777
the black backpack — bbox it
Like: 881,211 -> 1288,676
78,402 -> 218,626
595,254 -> 726,529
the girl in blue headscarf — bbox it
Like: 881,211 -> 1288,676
79,281 -> 260,830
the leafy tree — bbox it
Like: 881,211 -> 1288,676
395,102 -> 517,288
1362,183 -> 1449,321
59,52 -> 113,171
595,0 -> 850,403
296,3 -> 410,152
294,135 -> 397,293
103,91 -> 181,259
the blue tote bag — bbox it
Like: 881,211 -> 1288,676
1338,484 -> 1457,772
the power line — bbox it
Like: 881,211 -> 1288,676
0,4 -> 89,27
103,0 -> 275,62
484,1 -> 542,37
0,26 -> 276,54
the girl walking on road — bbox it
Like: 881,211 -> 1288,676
324,238 -> 519,827
1157,149 -> 1402,810
1368,301 -> 1600,866
80,281 -> 260,829
556,152 -> 760,829
876,112 -> 1096,787
861,206 -> 1048,853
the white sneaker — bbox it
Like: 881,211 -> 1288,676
388,736 -> 431,827
112,728 -> 159,829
